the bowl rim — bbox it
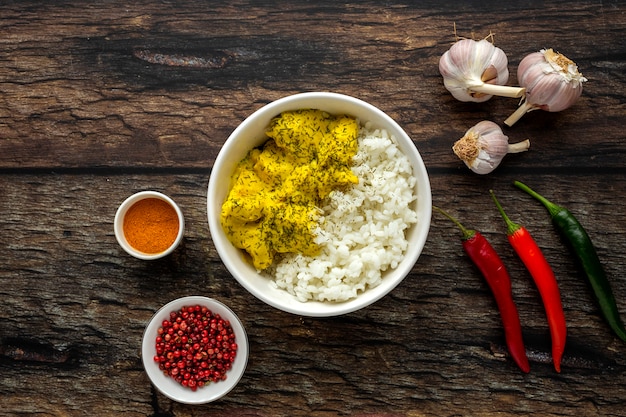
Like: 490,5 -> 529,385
207,91 -> 432,317
141,295 -> 249,404
114,191 -> 185,260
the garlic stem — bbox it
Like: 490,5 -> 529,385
469,83 -> 526,99
507,139 -> 530,153
504,101 -> 537,127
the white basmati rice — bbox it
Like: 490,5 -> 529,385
264,121 -> 418,302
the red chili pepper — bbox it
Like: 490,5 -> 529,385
490,191 -> 567,372
434,207 -> 530,373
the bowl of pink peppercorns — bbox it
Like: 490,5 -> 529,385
141,296 -> 249,404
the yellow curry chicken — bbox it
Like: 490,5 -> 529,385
220,109 -> 359,270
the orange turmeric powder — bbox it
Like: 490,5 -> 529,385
123,198 -> 179,254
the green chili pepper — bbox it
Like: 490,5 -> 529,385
514,180 -> 626,342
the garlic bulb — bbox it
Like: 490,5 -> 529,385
504,48 -> 587,126
439,38 -> 526,102
453,121 -> 530,175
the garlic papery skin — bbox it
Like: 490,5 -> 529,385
504,48 -> 588,126
453,121 -> 530,175
439,39 -> 526,102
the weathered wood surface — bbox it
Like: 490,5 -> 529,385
1,1 -> 625,416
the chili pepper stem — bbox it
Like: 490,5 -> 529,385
489,190 -> 521,235
433,206 -> 475,240
513,181 -> 562,217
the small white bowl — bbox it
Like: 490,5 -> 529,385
141,296 -> 249,404
114,191 -> 184,260
207,92 -> 432,317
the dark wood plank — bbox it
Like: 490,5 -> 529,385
0,0 -> 624,170
1,171 -> 625,416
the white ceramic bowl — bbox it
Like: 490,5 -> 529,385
114,191 -> 184,260
207,92 -> 432,317
141,296 -> 249,404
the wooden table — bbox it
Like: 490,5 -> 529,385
1,1 -> 625,416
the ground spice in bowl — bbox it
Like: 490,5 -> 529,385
114,191 -> 184,260
124,198 -> 179,253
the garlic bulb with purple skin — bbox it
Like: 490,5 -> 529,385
439,38 -> 526,102
504,48 -> 587,126
453,121 -> 530,175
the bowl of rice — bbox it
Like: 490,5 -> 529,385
207,92 -> 431,317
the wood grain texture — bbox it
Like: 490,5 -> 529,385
1,1 -> 625,416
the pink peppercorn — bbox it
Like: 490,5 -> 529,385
154,305 -> 238,391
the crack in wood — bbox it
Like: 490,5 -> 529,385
0,338 -> 77,366
133,49 -> 233,69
